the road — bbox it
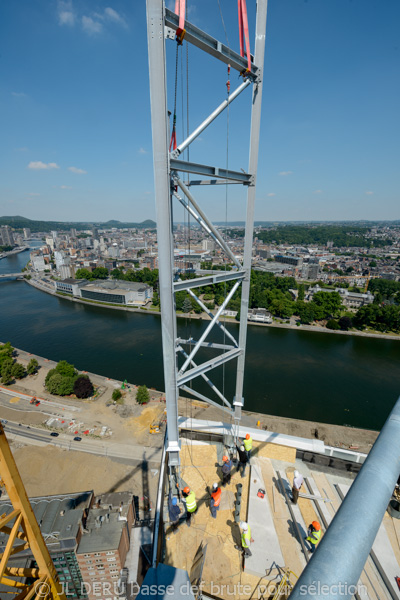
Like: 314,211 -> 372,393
2,420 -> 163,464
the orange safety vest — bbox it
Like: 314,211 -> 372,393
211,487 -> 221,507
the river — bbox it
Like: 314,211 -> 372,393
1,244 -> 399,430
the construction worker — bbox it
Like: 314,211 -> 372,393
180,486 -> 197,527
168,492 -> 181,534
291,469 -> 304,505
306,521 -> 321,553
221,455 -> 232,487
237,521 -> 253,557
243,433 -> 253,460
236,444 -> 249,478
209,483 -> 221,519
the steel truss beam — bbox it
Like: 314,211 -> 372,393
170,158 -> 252,183
176,346 -> 231,408
147,0 -> 267,467
186,289 -> 239,348
172,80 -> 251,158
180,385 -> 232,414
173,270 -> 244,291
188,179 -> 243,186
173,175 -> 241,267
165,8 -> 258,79
177,338 -> 235,351
178,281 -> 241,374
177,347 -> 242,387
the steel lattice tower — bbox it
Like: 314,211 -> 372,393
146,0 -> 268,469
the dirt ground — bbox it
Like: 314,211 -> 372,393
10,444 -> 160,507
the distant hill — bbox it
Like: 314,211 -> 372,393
0,216 -> 156,233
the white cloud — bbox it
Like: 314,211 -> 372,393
28,192 -> 41,197
16,147 -> 29,152
313,189 -> 323,194
60,185 -> 72,189
12,92 -> 27,98
104,7 -> 127,28
68,166 -> 87,174
28,161 -> 60,170
58,1 -> 75,26
267,193 -> 276,197
82,16 -> 103,34
279,171 -> 293,176
138,147 -> 147,155
365,191 -> 374,195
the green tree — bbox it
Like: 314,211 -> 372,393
11,362 -> 26,379
46,373 -> 75,396
112,389 -> 122,402
369,260 -> 377,268
0,342 -> 14,368
1,360 -> 14,385
75,268 -> 93,280
45,373 -> 64,394
298,284 -> 305,302
74,375 -> 94,398
182,298 -> 192,313
111,268 -> 125,280
326,319 -> 340,330
92,267 -> 109,279
338,316 -> 353,331
136,385 -> 150,405
55,360 -> 77,378
27,358 -> 39,375
312,291 -> 342,318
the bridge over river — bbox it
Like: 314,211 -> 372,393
0,273 -> 24,280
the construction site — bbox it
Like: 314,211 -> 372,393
1,1 -> 400,600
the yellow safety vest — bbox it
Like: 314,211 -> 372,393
307,529 -> 321,545
185,491 -> 197,513
243,437 -> 253,451
241,526 -> 251,548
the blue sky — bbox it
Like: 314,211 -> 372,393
1,0 -> 399,223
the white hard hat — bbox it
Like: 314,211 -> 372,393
240,521 -> 248,531
294,470 -> 300,478
212,483 -> 218,489
240,445 -> 245,451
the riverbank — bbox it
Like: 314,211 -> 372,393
0,246 -> 30,260
25,276 -> 400,341
1,343 -> 379,453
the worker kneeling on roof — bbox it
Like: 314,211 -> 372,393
210,483 -> 221,519
221,455 -> 232,487
236,444 -> 249,477
306,520 -> 321,553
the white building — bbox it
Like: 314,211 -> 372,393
79,281 -> 153,306
31,255 -> 47,272
54,251 -> 70,270
247,308 -> 272,323
0,226 -> 14,246
59,264 -> 73,279
306,285 -> 374,308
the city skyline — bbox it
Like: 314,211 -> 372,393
1,0 -> 399,222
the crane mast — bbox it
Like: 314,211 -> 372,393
146,0 -> 268,471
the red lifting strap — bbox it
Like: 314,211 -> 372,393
169,128 -> 177,152
174,0 -> 186,44
238,0 -> 251,74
